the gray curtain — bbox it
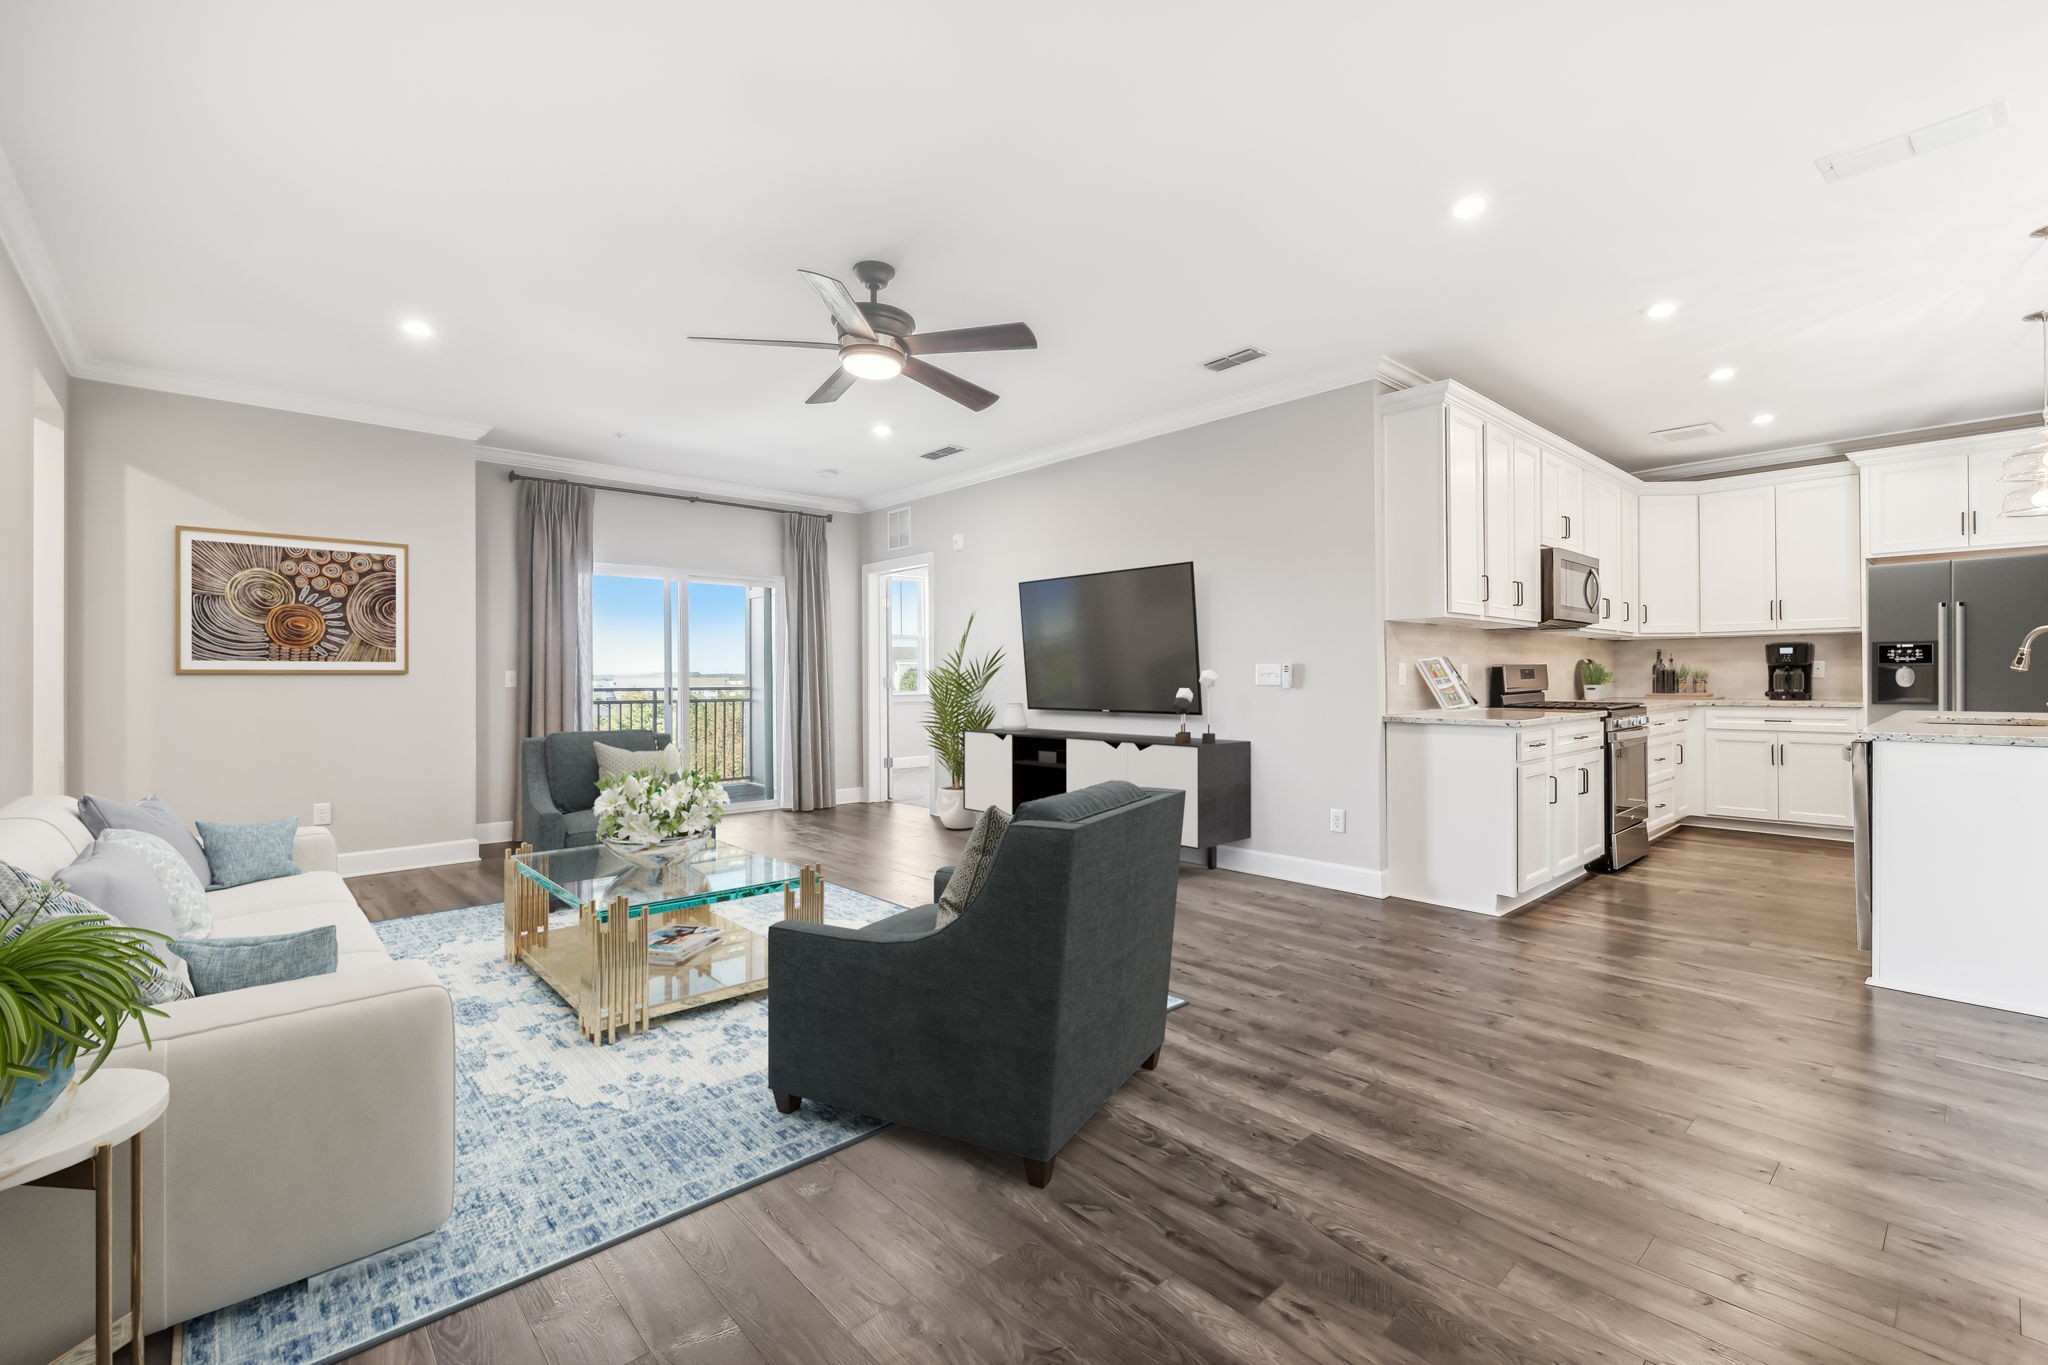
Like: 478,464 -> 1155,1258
515,479 -> 595,833
784,513 -> 835,811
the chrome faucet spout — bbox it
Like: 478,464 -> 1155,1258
2013,624 -> 2048,671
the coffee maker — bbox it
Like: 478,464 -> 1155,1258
1766,641 -> 1814,700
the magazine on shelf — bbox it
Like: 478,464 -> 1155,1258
647,923 -> 721,965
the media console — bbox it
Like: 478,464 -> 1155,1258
963,728 -> 1251,868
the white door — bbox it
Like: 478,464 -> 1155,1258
1863,454 -> 1970,556
1516,761 -> 1555,892
1703,732 -> 1777,820
1509,435 -> 1543,622
1540,448 -> 1584,549
1636,496 -> 1699,634
1697,486 -> 1778,633
1773,478 -> 1861,630
963,732 -> 1011,812
1583,478 -> 1623,633
1778,735 -> 1854,827
1066,738 -> 1129,792
1572,759 -> 1607,863
1444,405 -> 1488,619
1967,448 -> 2047,549
1617,487 -> 1640,635
1480,420 -> 1515,621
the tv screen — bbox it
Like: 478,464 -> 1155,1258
1019,562 -> 1201,714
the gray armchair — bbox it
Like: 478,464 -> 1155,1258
518,729 -> 672,851
767,782 -> 1184,1187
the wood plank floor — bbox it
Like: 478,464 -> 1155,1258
321,805 -> 2048,1365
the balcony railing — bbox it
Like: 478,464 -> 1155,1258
593,687 -> 754,784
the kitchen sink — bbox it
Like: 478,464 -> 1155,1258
1927,713 -> 2048,726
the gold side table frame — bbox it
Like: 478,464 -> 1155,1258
29,1133 -> 145,1365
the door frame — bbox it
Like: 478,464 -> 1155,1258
863,553 -> 934,806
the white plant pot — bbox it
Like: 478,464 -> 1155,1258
1582,685 -> 1610,701
934,785 -> 974,830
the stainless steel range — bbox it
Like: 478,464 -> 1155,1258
1487,664 -> 1650,872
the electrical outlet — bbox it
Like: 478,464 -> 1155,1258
504,669 -> 517,689
951,533 -> 965,551
312,802 -> 333,826
1813,660 -> 1827,678
1328,808 -> 1347,833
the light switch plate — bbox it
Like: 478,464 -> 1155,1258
1812,660 -> 1826,678
1255,664 -> 1284,687
951,533 -> 965,551
504,670 -> 517,689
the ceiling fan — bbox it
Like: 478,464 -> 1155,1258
689,260 -> 1036,412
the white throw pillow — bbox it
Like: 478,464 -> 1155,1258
595,740 -> 683,784
100,828 -> 215,940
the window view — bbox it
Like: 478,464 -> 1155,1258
887,573 -> 927,693
593,574 -> 778,806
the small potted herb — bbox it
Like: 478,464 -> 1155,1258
1694,668 -> 1711,696
1675,664 -> 1693,695
0,886 -> 169,1135
1579,660 -> 1615,701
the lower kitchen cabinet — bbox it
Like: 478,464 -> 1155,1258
1777,734 -> 1855,826
1701,711 -> 1855,826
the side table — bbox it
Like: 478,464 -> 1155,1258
0,1068 -> 168,1365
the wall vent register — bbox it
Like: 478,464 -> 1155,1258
886,507 -> 911,550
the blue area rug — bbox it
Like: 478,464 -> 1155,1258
182,886 -> 1187,1365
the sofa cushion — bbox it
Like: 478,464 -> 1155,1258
203,899 -> 386,959
0,796 -> 95,878
1015,779 -> 1150,824
195,817 -> 301,889
205,869 -> 358,921
595,739 -> 681,784
936,805 -> 1009,928
57,841 -> 179,938
563,809 -> 599,843
79,794 -> 213,885
174,926 -> 338,996
1,859 -> 194,1004
544,730 -> 665,814
100,828 -> 214,940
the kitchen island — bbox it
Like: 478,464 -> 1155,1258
1860,712 -> 2048,1017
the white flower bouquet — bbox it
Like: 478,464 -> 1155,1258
593,759 -> 730,859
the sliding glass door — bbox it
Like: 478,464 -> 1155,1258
593,570 -> 783,809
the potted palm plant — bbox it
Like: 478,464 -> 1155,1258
0,886 -> 169,1136
925,615 -> 1006,830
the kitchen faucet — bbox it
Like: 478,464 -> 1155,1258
2011,624 -> 2048,671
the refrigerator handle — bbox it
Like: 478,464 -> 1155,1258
1937,602 -> 1952,712
1955,600 -> 1966,710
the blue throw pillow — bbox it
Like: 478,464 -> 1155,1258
195,818 -> 301,890
172,926 -> 337,995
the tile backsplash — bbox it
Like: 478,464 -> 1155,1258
1613,634 -> 1864,703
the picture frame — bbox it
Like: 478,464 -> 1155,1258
176,526 -> 409,675
1415,655 -> 1478,711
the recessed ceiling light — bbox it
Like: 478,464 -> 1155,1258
1752,413 -> 1776,426
871,424 -> 893,437
1707,367 -> 1737,383
1643,300 -> 1680,320
399,317 -> 435,340
1450,194 -> 1488,220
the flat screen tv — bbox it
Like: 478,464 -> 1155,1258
1018,562 -> 1201,714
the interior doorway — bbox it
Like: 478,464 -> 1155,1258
862,554 -> 934,806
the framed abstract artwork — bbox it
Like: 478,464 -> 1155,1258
176,526 -> 408,674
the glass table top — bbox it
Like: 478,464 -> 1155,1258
513,840 -> 806,918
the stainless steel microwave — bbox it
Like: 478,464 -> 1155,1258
1540,546 -> 1601,628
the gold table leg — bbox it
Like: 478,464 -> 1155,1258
130,1132 -> 143,1365
95,1142 -> 111,1365
783,864 -> 825,923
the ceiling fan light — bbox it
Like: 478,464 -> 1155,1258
840,345 -> 904,381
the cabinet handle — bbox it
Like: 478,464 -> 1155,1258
1514,580 -> 1525,607
1677,742 -> 1684,765
1973,510 -> 1980,535
1526,739 -> 1547,748
1623,601 -> 1631,622
1550,775 -> 1559,805
1580,766 -> 1591,795
1962,511 -> 1969,537
1563,514 -> 1572,540
1602,596 -> 1611,620
1642,603 -> 1649,626
1481,573 -> 1490,603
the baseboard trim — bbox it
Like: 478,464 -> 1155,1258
1208,846 -> 1384,898
1867,976 -> 2048,1021
474,820 -> 514,844
1681,816 -> 1852,843
834,786 -> 870,806
337,838 -> 483,878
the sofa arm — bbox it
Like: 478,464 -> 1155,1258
293,825 -> 338,873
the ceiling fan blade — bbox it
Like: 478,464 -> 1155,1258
688,335 -> 839,350
798,270 -> 877,342
805,366 -> 858,405
903,357 -> 998,411
903,323 -> 1038,356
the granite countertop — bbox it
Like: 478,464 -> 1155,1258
1383,709 -> 1593,729
1624,697 -> 1862,711
1861,712 -> 2048,747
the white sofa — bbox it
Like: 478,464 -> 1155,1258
0,795 -> 456,1365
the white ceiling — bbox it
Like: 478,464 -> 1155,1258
2,2 -> 2046,507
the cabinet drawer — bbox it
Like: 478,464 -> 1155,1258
1515,727 -> 1560,762
1648,741 -> 1678,780
1704,708 -> 1855,732
1648,792 -> 1680,832
1554,724 -> 1605,757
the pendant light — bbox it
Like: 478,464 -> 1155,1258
1998,310 -> 2048,516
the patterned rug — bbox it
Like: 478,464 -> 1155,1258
181,885 -> 1186,1365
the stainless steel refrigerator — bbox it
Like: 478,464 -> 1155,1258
1867,551 -> 2048,722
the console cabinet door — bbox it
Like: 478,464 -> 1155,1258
1774,478 -> 1861,630
1066,738 -> 1129,792
1698,486 -> 1778,634
1127,743 -> 1201,847
1703,731 -> 1777,820
1636,496 -> 1699,634
1516,760 -> 1556,892
1863,453 -> 1969,556
963,732 -> 1010,812
1778,735 -> 1854,827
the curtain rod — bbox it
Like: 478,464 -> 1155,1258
506,469 -> 832,521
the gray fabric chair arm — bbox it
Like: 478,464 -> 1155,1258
933,865 -> 955,903
519,738 -> 567,850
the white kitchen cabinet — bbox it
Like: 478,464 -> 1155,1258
1540,446 -> 1584,549
1777,734 -> 1854,827
1582,476 -> 1624,633
1443,403 -> 1488,618
1698,485 -> 1778,633
1701,711 -> 1857,825
1677,714 -> 1703,818
1704,731 -> 1777,820
1862,453 -> 1969,556
1966,448 -> 2044,548
1517,760 -> 1556,892
1617,486 -> 1640,635
1636,496 -> 1699,634
1481,420 -> 1541,622
1568,753 -> 1607,864
1773,477 -> 1861,630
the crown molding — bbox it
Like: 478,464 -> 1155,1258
74,360 -> 493,441
0,138 -> 88,373
856,359 -> 1382,512
1632,443 -> 1846,480
474,444 -> 862,515
1635,408 -> 2042,480
1373,355 -> 1433,391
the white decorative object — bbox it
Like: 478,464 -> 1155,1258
593,762 -> 729,854
933,785 -> 973,830
1001,701 -> 1027,730
1414,657 -> 1478,710
1198,669 -> 1220,742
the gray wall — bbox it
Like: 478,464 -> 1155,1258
0,241 -> 67,804
68,382 -> 480,855
473,467 -> 867,832
857,382 -> 1382,879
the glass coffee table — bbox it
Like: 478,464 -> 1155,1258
503,839 -> 825,1044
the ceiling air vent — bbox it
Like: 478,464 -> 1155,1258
1816,100 -> 2009,182
1651,422 -> 1724,442
1201,347 -> 1269,373
886,507 -> 911,551
918,445 -> 966,461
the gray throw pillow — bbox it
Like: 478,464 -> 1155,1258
3,858 -> 194,1004
936,805 -> 1010,928
172,926 -> 338,996
57,841 -> 179,938
78,794 -> 212,886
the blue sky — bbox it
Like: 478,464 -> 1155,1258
593,576 -> 749,677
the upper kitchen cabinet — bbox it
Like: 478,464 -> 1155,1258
1540,448 -> 1584,549
1698,473 -> 1860,634
1581,475 -> 1626,634
1698,485 -> 1778,633
1854,432 -> 2048,557
1636,495 -> 1699,634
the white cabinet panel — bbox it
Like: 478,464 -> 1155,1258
1583,477 -> 1623,632
1540,447 -> 1584,549
1570,757 -> 1606,864
963,732 -> 1010,812
1773,477 -> 1861,630
1479,421 -> 1539,622
1704,732 -> 1777,820
1677,717 -> 1702,819
1636,496 -> 1699,634
1065,737 -> 1127,792
1444,404 -> 1488,618
1509,435 -> 1542,621
1863,453 -> 1969,556
1778,735 -> 1854,827
1698,486 -> 1777,634
1127,744 -> 1202,846
1618,487 -> 1640,634
1967,448 -> 2045,548
1517,760 -> 1555,892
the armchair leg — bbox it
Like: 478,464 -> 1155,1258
1141,1045 -> 1161,1071
773,1091 -> 802,1115
1023,1156 -> 1056,1189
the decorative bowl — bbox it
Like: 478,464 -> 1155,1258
0,1042 -> 74,1137
603,835 -> 712,871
